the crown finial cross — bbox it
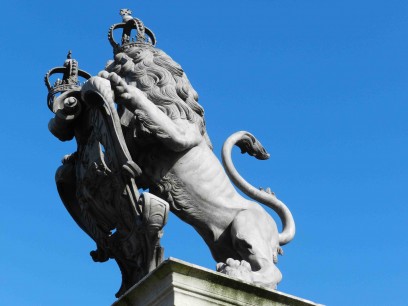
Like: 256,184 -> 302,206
120,8 -> 133,22
120,8 -> 132,17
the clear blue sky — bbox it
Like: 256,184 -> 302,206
1,1 -> 407,305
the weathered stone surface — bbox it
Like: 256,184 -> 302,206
113,258 -> 323,306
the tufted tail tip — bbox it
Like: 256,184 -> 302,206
235,132 -> 270,160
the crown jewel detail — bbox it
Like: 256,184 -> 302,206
108,8 -> 156,54
44,51 -> 91,110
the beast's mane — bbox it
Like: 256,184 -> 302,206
105,45 -> 205,127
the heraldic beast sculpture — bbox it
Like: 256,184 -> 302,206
45,9 -> 295,297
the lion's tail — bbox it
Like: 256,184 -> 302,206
221,131 -> 295,246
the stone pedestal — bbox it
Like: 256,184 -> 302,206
112,258 -> 323,306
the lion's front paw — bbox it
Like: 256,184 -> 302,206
98,71 -> 144,111
216,258 -> 252,283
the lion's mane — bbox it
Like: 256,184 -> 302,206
105,45 -> 207,135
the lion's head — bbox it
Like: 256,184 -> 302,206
105,45 -> 206,130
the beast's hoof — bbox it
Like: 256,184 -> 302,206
216,259 -> 252,283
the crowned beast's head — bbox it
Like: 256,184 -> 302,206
106,46 -> 204,125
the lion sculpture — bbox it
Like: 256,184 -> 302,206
82,42 -> 295,289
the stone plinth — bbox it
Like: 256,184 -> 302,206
112,258 -> 323,306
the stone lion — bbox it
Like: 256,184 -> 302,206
82,43 -> 295,289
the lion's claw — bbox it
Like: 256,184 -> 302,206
98,70 -> 110,79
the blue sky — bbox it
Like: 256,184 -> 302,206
1,1 -> 407,305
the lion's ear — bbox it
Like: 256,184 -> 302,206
153,57 -> 184,77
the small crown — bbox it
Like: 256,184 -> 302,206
108,8 -> 157,54
44,51 -> 91,110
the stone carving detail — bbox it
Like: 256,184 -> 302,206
46,9 -> 296,295
45,52 -> 169,297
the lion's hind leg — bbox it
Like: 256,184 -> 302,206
217,207 -> 282,289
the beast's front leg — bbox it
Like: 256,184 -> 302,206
98,71 -> 144,112
99,71 -> 202,152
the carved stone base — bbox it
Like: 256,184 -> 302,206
112,258 -> 323,306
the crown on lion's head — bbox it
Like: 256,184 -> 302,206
108,9 -> 157,54
105,9 -> 205,127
